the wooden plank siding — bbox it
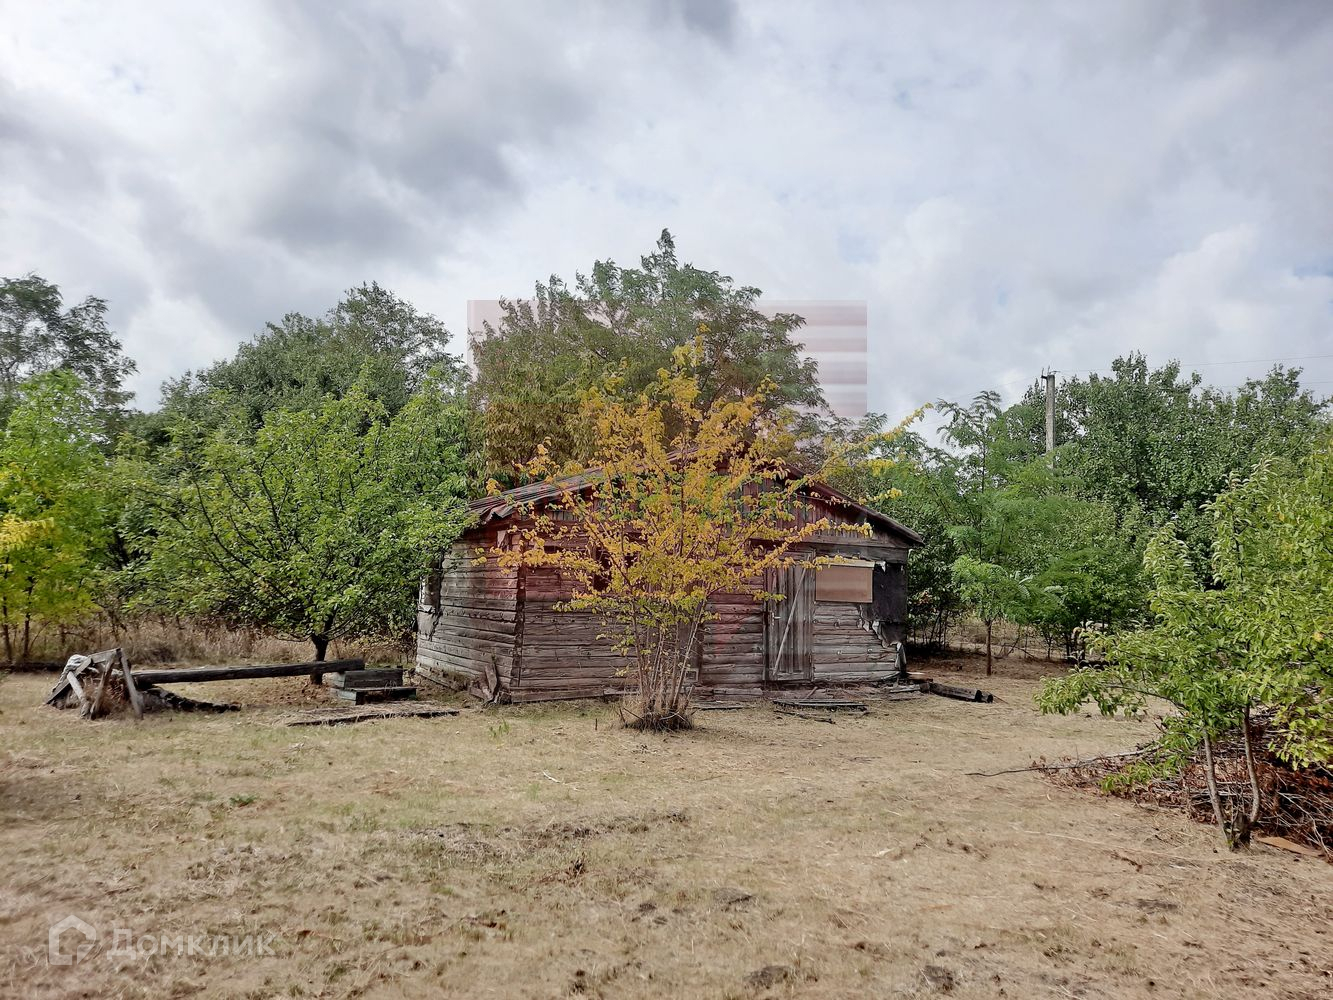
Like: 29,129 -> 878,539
810,601 -> 896,682
416,483 -> 919,701
697,590 -> 767,698
510,565 -> 631,701
415,534 -> 519,693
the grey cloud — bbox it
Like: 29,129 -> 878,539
233,3 -> 596,260
1,0 -> 1330,413
651,0 -> 739,45
0,81 -> 112,199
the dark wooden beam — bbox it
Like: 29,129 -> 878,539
928,681 -> 994,703
133,659 -> 365,685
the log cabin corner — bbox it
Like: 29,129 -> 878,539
415,470 -> 924,702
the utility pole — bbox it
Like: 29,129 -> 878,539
1043,370 -> 1056,457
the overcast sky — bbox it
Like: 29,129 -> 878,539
3,1 -> 1331,418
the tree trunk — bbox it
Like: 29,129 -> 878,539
1241,704 -> 1262,838
1,623 -> 11,665
985,620 -> 993,676
1200,726 -> 1239,850
311,635 -> 329,662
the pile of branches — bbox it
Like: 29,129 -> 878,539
1039,718 -> 1332,860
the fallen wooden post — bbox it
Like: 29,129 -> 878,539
772,698 -> 868,712
131,659 -> 364,686
774,708 -> 838,724
929,681 -> 994,704
278,704 -> 460,727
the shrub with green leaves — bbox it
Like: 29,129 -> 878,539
1038,436 -> 1333,847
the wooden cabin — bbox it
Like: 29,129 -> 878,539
415,472 -> 923,702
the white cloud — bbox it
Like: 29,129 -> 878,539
2,0 -> 1329,413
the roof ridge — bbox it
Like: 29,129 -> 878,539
468,461 -> 923,546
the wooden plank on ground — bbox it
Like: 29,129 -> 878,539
772,697 -> 868,712
279,704 -> 459,727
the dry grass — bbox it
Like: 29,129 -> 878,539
2,658 -> 1331,999
12,617 -> 411,669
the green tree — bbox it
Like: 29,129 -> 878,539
1038,529 -> 1261,847
1208,442 -> 1333,768
1039,438 -> 1333,847
901,391 -> 1148,665
999,355 -> 1329,560
936,391 -> 1005,493
159,283 -> 466,434
1025,540 -> 1143,661
0,372 -> 111,662
471,230 -> 827,478
135,376 -> 472,660
950,554 -> 1028,676
0,274 -> 137,435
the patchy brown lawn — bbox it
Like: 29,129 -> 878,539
2,659 -> 1330,999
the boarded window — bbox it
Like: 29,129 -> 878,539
815,561 -> 874,603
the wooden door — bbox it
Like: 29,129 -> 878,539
765,564 -> 814,682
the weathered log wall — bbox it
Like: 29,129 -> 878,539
811,601 -> 896,682
509,565 -> 630,702
416,498 -> 916,701
697,590 -> 767,698
415,535 -> 518,692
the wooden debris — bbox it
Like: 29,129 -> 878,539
324,668 -> 404,689
45,654 -> 88,706
774,708 -> 838,724
928,681 -> 994,703
84,655 -> 112,719
278,704 -> 459,727
146,688 -> 238,713
119,649 -> 144,720
333,685 -> 418,705
48,649 -> 127,719
695,702 -> 750,711
1255,835 -> 1324,858
772,698 -> 868,712
48,649 -> 422,715
47,648 -> 238,717
877,681 -> 926,701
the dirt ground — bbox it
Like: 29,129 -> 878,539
2,658 -> 1330,999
